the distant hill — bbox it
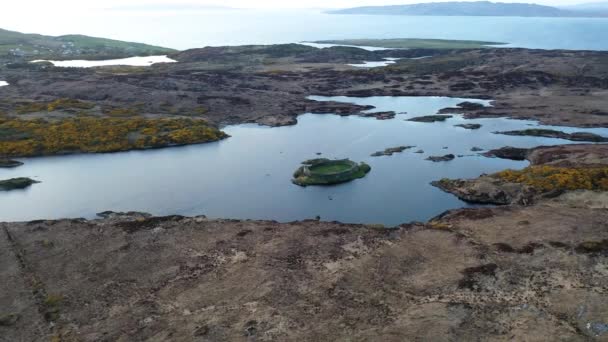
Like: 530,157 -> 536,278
0,28 -> 176,60
328,1 -> 608,17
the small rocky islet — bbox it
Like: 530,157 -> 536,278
426,154 -> 456,162
407,115 -> 453,122
496,128 -> 608,142
292,158 -> 371,186
454,123 -> 482,130
0,177 -> 39,191
0,159 -> 23,168
371,145 -> 415,157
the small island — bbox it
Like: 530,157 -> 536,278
0,159 -> 24,168
495,129 -> 608,142
426,154 -> 456,162
454,123 -> 482,130
292,158 -> 371,186
0,177 -> 39,191
407,115 -> 453,123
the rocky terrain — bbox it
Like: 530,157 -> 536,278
2,143 -> 607,341
433,144 -> 608,205
1,45 -> 608,135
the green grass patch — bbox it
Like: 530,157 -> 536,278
310,162 -> 353,174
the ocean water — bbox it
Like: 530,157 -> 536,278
2,96 -> 607,225
2,9 -> 608,51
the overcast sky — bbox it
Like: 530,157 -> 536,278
3,0 -> 601,12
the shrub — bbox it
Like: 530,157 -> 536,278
496,166 -> 608,192
0,117 -> 228,157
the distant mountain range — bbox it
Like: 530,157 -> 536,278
328,1 -> 608,17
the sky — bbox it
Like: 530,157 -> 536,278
2,0 -> 604,12
1,0 -> 604,45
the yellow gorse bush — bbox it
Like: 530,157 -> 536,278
0,117 -> 227,157
496,165 -> 608,191
16,98 -> 95,114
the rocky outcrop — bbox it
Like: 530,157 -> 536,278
426,154 -> 455,162
407,115 -> 453,122
0,177 -> 39,191
456,101 -> 486,110
483,146 -> 530,160
432,176 -> 535,205
433,144 -> 608,205
360,111 -> 396,120
307,102 -> 375,116
0,159 -> 23,168
370,145 -> 415,157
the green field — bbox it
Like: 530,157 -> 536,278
0,28 -> 176,60
310,162 -> 353,174
310,38 -> 506,49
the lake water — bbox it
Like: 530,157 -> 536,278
349,58 -> 400,68
2,9 -> 608,51
31,56 -> 176,68
2,96 -> 607,225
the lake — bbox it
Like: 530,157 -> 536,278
2,96 -> 607,225
2,9 -> 608,51
31,55 -> 176,68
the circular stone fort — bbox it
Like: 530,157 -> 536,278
292,158 -> 371,187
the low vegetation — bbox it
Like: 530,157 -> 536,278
43,294 -> 63,321
496,165 -> 608,191
0,117 -> 227,157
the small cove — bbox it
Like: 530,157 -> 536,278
1,95 -> 607,225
